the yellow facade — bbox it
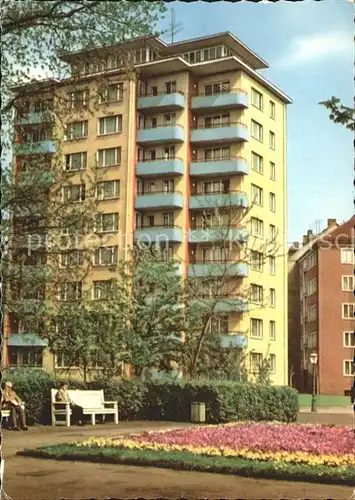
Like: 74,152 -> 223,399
8,33 -> 291,384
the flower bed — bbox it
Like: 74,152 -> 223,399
20,423 -> 355,485
79,422 -> 355,468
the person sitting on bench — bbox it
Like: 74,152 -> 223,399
1,381 -> 28,431
55,382 -> 85,426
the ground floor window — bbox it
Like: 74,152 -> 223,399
8,347 -> 43,367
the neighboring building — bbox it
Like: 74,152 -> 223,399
4,32 -> 291,383
288,217 -> 355,395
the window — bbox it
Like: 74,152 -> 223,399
96,180 -> 120,200
165,81 -> 176,94
269,354 -> 276,373
307,331 -> 317,348
93,246 -> 118,266
23,127 -> 52,142
251,88 -> 263,110
9,348 -> 43,367
341,248 -> 354,264
269,320 -> 276,340
65,121 -> 88,140
62,184 -> 85,203
59,282 -> 82,301
270,161 -> 275,180
251,152 -> 263,174
204,81 -> 230,95
68,90 -> 88,109
342,276 -> 354,291
307,252 -> 317,269
342,303 -> 354,319
251,251 -> 263,271
60,250 -> 83,267
250,352 -> 263,373
270,288 -> 276,307
269,192 -> 276,212
251,217 -> 264,237
55,351 -> 80,368
269,224 -> 276,241
344,360 -> 354,376
204,113 -> 230,128
98,115 -> 122,135
99,83 -> 123,103
93,280 -> 113,300
251,120 -> 263,141
210,314 -> 229,334
95,213 -> 119,233
202,146 -> 230,160
97,147 -> 120,167
250,318 -> 263,339
251,284 -> 263,304
251,184 -> 263,206
65,152 -> 87,171
164,146 -> 176,159
344,331 -> 355,347
164,113 -> 176,125
163,212 -> 174,227
161,245 -> 174,262
307,278 -> 317,296
270,100 -> 275,119
269,131 -> 276,150
269,256 -> 276,275
307,305 -> 317,321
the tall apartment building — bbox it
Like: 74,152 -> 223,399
288,216 -> 355,395
5,32 -> 291,384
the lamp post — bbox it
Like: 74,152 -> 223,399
310,352 -> 318,412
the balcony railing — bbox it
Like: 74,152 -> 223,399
138,90 -> 184,97
193,121 -> 247,130
191,155 -> 246,163
136,224 -> 180,230
190,223 -> 245,230
139,156 -> 183,162
190,188 -> 247,197
195,88 -> 248,97
138,123 -> 184,130
137,190 -> 182,196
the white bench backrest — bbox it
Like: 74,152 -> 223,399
51,389 -> 105,409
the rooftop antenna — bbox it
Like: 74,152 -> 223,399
169,8 -> 183,44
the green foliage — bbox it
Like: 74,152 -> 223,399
319,96 -> 355,131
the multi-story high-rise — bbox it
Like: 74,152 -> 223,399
288,216 -> 355,395
4,32 -> 291,384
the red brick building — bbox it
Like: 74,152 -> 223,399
288,217 -> 355,395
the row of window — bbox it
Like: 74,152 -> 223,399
59,247 -> 118,267
250,352 -> 276,374
250,285 -> 276,307
250,318 -> 276,340
61,181 -> 120,202
251,185 -> 276,211
250,251 -> 276,275
306,331 -> 355,348
305,276 -> 353,296
303,248 -> 354,271
251,88 -> 276,119
251,218 -> 277,239
306,303 -> 355,321
65,148 -> 121,170
251,152 -> 276,180
251,119 -> 276,149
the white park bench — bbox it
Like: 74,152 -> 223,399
1,403 -> 26,426
51,389 -> 118,427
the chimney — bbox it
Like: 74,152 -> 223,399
302,235 -> 308,246
288,241 -> 300,255
327,218 -> 336,228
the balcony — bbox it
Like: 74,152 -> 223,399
195,295 -> 249,313
190,190 -> 248,210
135,191 -> 184,210
189,226 -> 248,243
191,90 -> 248,112
15,111 -> 54,125
136,158 -> 184,177
188,261 -> 248,278
137,125 -> 184,145
8,333 -> 48,347
14,141 -> 55,155
190,122 -> 248,144
137,92 -> 185,111
190,156 -> 248,177
17,171 -> 55,186
219,333 -> 248,349
135,225 -> 183,243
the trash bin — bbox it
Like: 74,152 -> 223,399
191,401 -> 206,423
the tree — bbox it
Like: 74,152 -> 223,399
319,96 -> 355,132
182,195 -> 280,380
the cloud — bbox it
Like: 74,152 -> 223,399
275,31 -> 352,69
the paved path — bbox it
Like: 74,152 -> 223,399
1,418 -> 354,500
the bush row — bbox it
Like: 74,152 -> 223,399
2,369 -> 298,425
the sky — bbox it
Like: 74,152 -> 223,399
160,0 -> 353,243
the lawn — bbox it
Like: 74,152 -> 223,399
19,422 -> 355,485
298,394 -> 351,408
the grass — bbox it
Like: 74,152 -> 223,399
18,443 -> 355,486
298,394 -> 351,408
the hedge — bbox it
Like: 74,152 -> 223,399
2,369 -> 298,425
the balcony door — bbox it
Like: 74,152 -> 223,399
165,81 -> 176,94
163,212 -> 174,227
163,179 -> 174,193
164,146 -> 175,160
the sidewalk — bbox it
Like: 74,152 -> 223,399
299,406 -> 353,414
